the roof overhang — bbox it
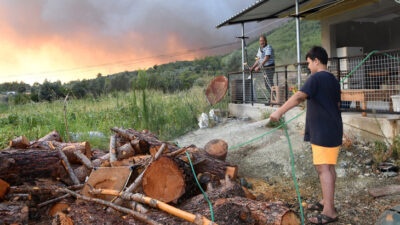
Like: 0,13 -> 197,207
216,0 -> 379,28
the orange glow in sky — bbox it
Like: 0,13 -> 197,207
0,1 -> 250,85
0,21 -> 195,84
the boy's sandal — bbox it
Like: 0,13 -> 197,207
309,214 -> 339,224
307,202 -> 324,211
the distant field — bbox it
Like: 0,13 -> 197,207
0,85 -> 228,150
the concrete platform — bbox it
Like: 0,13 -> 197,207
229,103 -> 400,143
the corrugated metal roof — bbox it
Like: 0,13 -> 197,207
216,0 -> 378,28
216,0 -> 313,28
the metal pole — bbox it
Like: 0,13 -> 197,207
295,0 -> 301,89
241,23 -> 246,103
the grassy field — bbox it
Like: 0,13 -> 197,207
0,83 -> 228,150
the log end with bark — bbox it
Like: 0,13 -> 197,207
204,139 -> 228,161
142,156 -> 187,203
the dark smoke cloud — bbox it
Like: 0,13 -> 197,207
1,0 -> 259,55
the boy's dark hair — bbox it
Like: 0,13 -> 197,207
305,46 -> 328,65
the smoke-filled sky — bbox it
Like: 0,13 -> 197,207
0,0 -> 282,84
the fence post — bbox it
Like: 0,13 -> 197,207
285,66 -> 288,101
336,57 -> 341,81
227,74 -> 230,100
251,72 -> 254,106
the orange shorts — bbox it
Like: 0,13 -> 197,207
311,144 -> 340,165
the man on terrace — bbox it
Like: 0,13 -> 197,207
250,35 -> 275,104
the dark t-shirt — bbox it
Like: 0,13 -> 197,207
300,71 -> 343,147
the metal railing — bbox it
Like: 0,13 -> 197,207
227,49 -> 400,114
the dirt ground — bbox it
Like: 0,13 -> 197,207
175,117 -> 400,225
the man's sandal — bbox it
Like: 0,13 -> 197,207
309,214 -> 339,224
307,202 -> 324,211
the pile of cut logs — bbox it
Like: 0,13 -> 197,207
0,128 -> 300,225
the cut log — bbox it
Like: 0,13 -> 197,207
0,148 -> 67,185
0,178 -> 10,199
28,141 -> 92,164
213,198 -> 300,225
74,165 -> 91,183
142,156 -> 199,203
50,142 -> 80,185
9,135 -> 30,149
131,139 -> 150,155
117,143 -> 135,160
0,202 -> 29,224
111,127 -> 136,140
111,127 -> 178,153
39,130 -> 63,142
60,142 -> 92,164
110,144 -> 166,210
183,146 -> 234,179
73,150 -> 93,169
204,139 -> 228,161
368,185 -> 400,197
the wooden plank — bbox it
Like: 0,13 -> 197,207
81,167 -> 132,202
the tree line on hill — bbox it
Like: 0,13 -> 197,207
0,56 -> 226,104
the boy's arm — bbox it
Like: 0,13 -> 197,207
270,91 -> 307,121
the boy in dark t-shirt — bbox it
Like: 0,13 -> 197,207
270,46 -> 342,224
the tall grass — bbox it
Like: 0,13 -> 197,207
0,84 -> 229,150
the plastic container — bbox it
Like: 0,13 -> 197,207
391,95 -> 400,112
